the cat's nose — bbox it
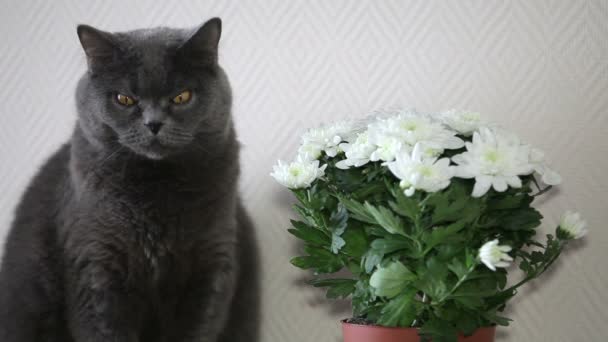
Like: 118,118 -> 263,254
144,121 -> 163,135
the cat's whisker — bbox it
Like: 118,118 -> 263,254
191,141 -> 211,155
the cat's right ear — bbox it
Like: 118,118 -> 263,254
77,25 -> 120,70
176,18 -> 222,67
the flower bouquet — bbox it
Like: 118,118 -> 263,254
271,109 -> 587,342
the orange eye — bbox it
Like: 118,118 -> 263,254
116,93 -> 136,106
172,90 -> 192,104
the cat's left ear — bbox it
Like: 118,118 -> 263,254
77,24 -> 121,71
177,18 -> 222,66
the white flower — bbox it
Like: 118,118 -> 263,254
297,142 -> 323,161
452,127 -> 535,197
298,120 -> 357,159
270,156 -> 327,189
529,148 -> 562,185
440,109 -> 482,136
386,143 -> 455,197
558,211 -> 588,240
335,132 -> 376,169
369,133 -> 404,162
479,239 -> 513,271
371,111 -> 465,153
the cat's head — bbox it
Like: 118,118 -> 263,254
75,18 -> 232,160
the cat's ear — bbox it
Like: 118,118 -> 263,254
77,25 -> 120,70
177,18 -> 222,66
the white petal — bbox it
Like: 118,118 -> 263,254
541,168 -> 562,185
404,187 -> 415,197
325,147 -> 338,157
335,160 -> 350,170
498,245 -> 512,253
494,261 -> 511,268
454,166 -> 476,178
410,172 -> 422,186
492,177 -> 508,192
472,176 -> 493,197
506,176 -> 522,188
411,143 -> 424,161
435,158 -> 451,169
481,259 -> 496,271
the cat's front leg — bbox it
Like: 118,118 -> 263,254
64,249 -> 144,342
171,250 -> 238,342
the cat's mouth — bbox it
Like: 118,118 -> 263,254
123,137 -> 173,160
120,132 -> 194,160
142,138 -> 174,160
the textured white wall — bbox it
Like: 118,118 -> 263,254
1,0 -> 607,341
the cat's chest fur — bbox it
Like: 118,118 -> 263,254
65,175 -> 217,292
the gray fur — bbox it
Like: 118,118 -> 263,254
0,18 -> 259,342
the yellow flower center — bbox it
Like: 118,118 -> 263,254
462,112 -> 479,122
418,165 -> 434,177
484,149 -> 500,163
401,122 -> 417,131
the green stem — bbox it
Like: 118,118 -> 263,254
411,293 -> 428,327
533,185 -> 553,197
531,174 -> 553,197
502,244 -> 563,294
432,265 -> 476,305
531,175 -> 541,192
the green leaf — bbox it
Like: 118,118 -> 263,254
328,204 -> 349,254
305,183 -> 335,210
346,260 -> 362,274
364,202 -> 406,236
290,246 -> 344,274
485,290 -> 516,312
288,220 -> 330,246
421,220 -> 466,252
352,181 -> 386,199
341,226 -> 369,258
436,244 -> 466,261
451,276 -> 500,299
454,314 -> 481,337
326,165 -> 367,192
433,305 -> 461,321
446,249 -> 476,280
309,278 -> 356,299
487,192 -> 532,211
529,251 -> 545,263
370,237 -> 412,255
482,311 -> 512,326
453,295 -> 484,309
376,288 -> 421,327
387,180 -> 419,220
330,234 -> 346,254
339,197 -> 377,224
415,257 -> 449,300
496,270 -> 507,290
501,207 -> 543,231
426,180 -> 481,226
329,203 -> 349,235
352,279 -> 379,318
361,249 -> 384,274
370,261 -> 417,298
419,317 -> 458,342
293,205 -> 317,227
447,259 -> 470,280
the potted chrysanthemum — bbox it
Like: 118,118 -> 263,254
271,109 -> 587,342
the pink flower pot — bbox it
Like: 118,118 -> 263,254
342,320 -> 496,342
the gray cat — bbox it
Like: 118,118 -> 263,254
0,18 -> 259,342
